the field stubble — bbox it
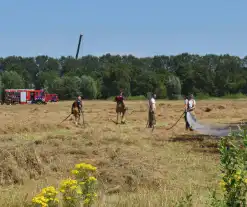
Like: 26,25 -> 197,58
0,99 -> 246,206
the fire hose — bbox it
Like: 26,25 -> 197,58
165,111 -> 185,130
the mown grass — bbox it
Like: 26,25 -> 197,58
0,100 -> 246,206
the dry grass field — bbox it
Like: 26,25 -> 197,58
0,99 -> 247,206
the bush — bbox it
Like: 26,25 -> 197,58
217,129 -> 247,206
195,92 -> 211,100
32,163 -> 98,207
107,95 -> 146,101
126,95 -> 146,100
177,127 -> 247,206
221,93 -> 246,99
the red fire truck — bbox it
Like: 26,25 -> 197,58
1,89 -> 58,105
45,93 -> 59,103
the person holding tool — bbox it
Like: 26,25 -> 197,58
148,93 -> 156,128
71,95 -> 83,126
185,94 -> 196,131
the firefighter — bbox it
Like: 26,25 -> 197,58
115,91 -> 126,124
148,93 -> 156,128
184,95 -> 190,130
71,96 -> 82,125
185,94 -> 196,131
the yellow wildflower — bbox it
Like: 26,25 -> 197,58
236,170 -> 241,175
70,185 -> 77,190
84,198 -> 90,204
71,169 -> 79,175
88,176 -> 97,182
41,186 -> 58,197
219,180 -> 226,192
219,180 -> 225,187
60,178 -> 78,192
75,163 -> 97,171
87,176 -> 97,183
32,195 -> 49,207
32,185 -> 59,207
76,187 -> 82,194
234,174 -> 241,181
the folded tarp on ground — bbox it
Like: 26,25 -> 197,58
186,112 -> 240,137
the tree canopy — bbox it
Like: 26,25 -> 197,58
0,53 -> 247,99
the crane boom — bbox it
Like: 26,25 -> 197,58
75,34 -> 83,59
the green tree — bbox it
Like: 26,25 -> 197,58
80,75 -> 98,99
1,53 -> 247,100
166,75 -> 181,100
1,71 -> 25,89
52,76 -> 81,100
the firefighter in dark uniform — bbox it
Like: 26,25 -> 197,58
71,96 -> 82,125
115,91 -> 126,124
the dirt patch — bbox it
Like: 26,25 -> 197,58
217,105 -> 226,110
204,107 -> 212,112
169,134 -> 220,154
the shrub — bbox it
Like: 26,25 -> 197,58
217,129 -> 247,206
31,162 -> 97,207
195,92 -> 211,100
125,95 -> 146,100
222,93 -> 246,99
177,127 -> 247,207
107,95 -> 146,101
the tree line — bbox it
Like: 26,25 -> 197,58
0,53 -> 247,100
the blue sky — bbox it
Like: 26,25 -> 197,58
1,0 -> 247,58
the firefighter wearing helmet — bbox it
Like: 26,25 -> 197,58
114,90 -> 127,124
71,95 -> 83,125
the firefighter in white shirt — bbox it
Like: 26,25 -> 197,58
187,94 -> 196,113
184,95 -> 190,130
185,94 -> 196,131
148,93 -> 156,128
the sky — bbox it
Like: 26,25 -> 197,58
1,0 -> 247,58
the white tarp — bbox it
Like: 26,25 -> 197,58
186,112 -> 238,137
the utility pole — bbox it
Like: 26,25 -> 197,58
75,33 -> 83,59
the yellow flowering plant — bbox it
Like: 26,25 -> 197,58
32,162 -> 98,207
32,186 -> 59,207
59,178 -> 81,207
71,163 -> 98,206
